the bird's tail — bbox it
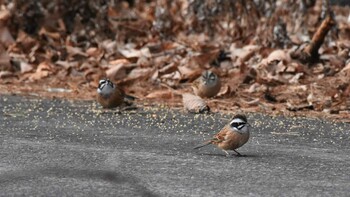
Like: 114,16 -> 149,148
193,141 -> 211,149
123,94 -> 137,106
124,94 -> 136,101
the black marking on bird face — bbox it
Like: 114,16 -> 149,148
208,72 -> 217,81
201,71 -> 217,85
98,79 -> 114,90
230,114 -> 248,131
230,122 -> 246,130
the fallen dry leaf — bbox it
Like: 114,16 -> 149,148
230,44 -> 260,63
0,1 -> 349,121
0,70 -> 15,78
182,93 -> 210,113
177,66 -> 202,82
266,49 -> 291,64
145,89 -> 174,99
19,61 -> 33,73
0,25 -> 15,46
29,62 -> 55,81
39,27 -> 61,40
66,46 -> 88,58
158,62 -> 178,76
127,67 -> 153,79
217,84 -> 232,97
86,47 -> 104,61
106,59 -> 131,80
0,45 -> 11,71
137,55 -> 154,67
118,45 -> 151,59
100,40 -> 117,58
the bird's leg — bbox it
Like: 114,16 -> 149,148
223,150 -> 231,157
112,108 -> 122,114
233,150 -> 246,157
121,105 -> 137,111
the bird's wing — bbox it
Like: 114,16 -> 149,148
193,141 -> 211,149
193,130 -> 223,149
117,87 -> 136,101
193,126 -> 230,149
211,126 -> 230,144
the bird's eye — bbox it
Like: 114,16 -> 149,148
231,122 -> 239,128
231,122 -> 246,129
98,83 -> 105,90
108,82 -> 114,88
209,74 -> 216,81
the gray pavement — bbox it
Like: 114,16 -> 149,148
0,95 -> 349,196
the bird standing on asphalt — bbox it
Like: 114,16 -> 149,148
192,70 -> 221,98
96,79 -> 134,108
194,114 -> 250,157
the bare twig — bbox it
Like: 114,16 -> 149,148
291,14 -> 335,64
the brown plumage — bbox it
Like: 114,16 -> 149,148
96,79 -> 134,108
192,70 -> 221,98
194,114 -> 250,156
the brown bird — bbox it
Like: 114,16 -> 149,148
194,114 -> 250,157
192,70 -> 221,98
96,79 -> 134,108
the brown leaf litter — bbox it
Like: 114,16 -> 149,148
0,0 -> 349,122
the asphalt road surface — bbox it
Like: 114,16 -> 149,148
0,95 -> 349,196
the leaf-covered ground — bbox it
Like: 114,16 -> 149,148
0,0 -> 349,121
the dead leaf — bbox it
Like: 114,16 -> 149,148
0,70 -> 15,78
0,45 -> 11,70
0,8 -> 10,21
109,59 -> 130,65
217,84 -> 232,97
339,62 -> 350,76
80,61 -> 96,71
13,31 -> 37,52
29,62 -> 54,81
288,73 -> 303,84
159,62 -> 178,76
46,87 -> 72,93
230,44 -> 259,63
0,25 -> 15,46
106,59 -> 131,80
86,47 -> 99,56
286,102 -> 314,111
182,93 -> 209,113
146,89 -> 174,99
20,61 -> 33,73
191,49 -> 220,67
118,45 -> 151,59
84,67 -> 105,82
240,98 -> 260,106
160,70 -> 182,87
86,47 -> 104,60
247,83 -> 267,93
66,46 -> 88,57
39,27 -> 61,40
127,67 -> 153,79
267,49 -> 291,64
177,66 -> 202,82
137,55 -> 153,67
55,60 -> 79,69
101,40 -> 117,57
